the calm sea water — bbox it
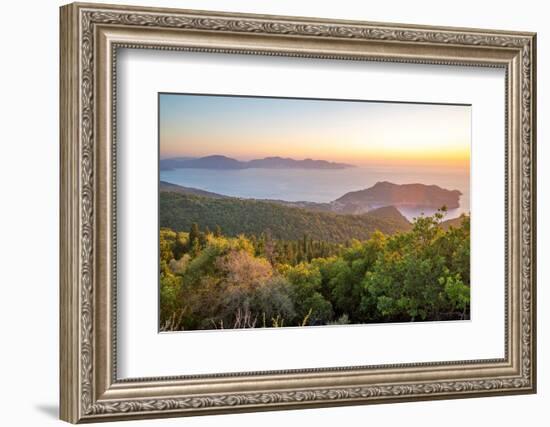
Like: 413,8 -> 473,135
160,165 -> 470,221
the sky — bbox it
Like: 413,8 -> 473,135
159,93 -> 471,168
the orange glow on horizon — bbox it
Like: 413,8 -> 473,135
161,135 -> 470,169
160,95 -> 471,170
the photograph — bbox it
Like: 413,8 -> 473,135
57,3 -> 536,422
158,93 -> 472,331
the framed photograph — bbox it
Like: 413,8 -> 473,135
60,2 -> 537,423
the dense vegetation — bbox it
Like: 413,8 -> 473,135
159,208 -> 470,331
160,192 -> 411,243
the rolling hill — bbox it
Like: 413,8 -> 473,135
441,214 -> 469,230
160,192 -> 411,242
159,181 -> 228,198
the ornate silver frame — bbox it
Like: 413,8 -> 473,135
60,2 -> 537,423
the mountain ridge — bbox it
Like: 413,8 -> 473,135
160,155 -> 355,170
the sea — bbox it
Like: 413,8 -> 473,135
160,165 -> 470,221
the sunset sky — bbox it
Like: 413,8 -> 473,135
159,93 -> 471,168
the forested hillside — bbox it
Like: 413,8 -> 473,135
160,192 -> 411,242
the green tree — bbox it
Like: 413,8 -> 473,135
282,263 -> 333,325
360,209 -> 470,322
188,223 -> 200,252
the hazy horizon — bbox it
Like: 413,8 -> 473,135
159,154 -> 471,171
160,94 -> 471,168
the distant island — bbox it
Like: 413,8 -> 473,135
160,155 -> 355,171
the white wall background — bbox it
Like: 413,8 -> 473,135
0,1 -> 545,425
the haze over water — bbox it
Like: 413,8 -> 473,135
160,164 -> 470,221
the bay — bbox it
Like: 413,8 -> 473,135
160,165 -> 470,221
